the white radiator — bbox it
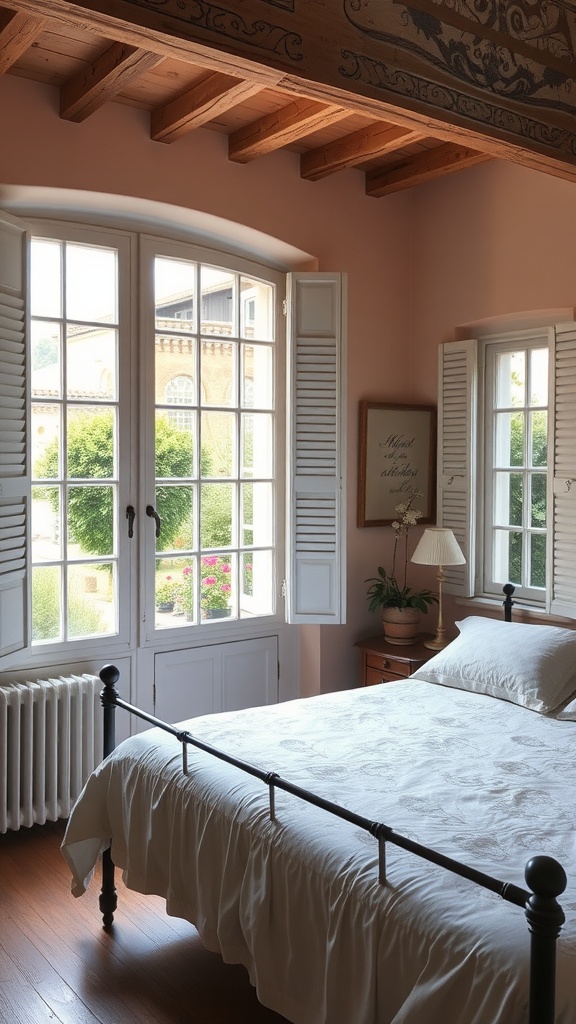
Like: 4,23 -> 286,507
0,674 -> 103,833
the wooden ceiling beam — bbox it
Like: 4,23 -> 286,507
60,41 -> 164,122
228,98 -> 350,164
0,7 -> 45,73
301,121 -> 425,181
151,72 -> 262,143
5,0 -> 576,187
366,143 -> 493,197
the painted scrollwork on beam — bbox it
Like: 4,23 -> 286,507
421,0 -> 575,63
343,1 -> 576,112
260,0 -> 295,10
339,48 -> 576,157
46,0 -> 576,180
128,0 -> 303,59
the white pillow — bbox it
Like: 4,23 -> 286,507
410,616 -> 576,713
555,696 -> 576,720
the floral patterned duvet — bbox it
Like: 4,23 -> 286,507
62,679 -> 576,1024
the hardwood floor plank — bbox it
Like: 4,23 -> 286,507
0,912 -> 108,1024
1,838 -> 209,1024
0,822 -> 289,1024
0,946 -> 68,1024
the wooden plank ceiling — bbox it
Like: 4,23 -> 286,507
0,2 -> 495,196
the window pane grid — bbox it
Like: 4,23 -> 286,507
30,238 -> 120,644
154,258 -> 276,629
486,342 -> 548,599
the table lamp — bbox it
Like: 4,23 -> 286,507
411,527 -> 466,650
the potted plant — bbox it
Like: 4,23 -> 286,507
366,489 -> 437,644
175,556 -> 237,621
155,574 -> 179,612
200,555 -> 233,619
173,557 -> 254,621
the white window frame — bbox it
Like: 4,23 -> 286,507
438,323 -> 576,618
140,235 -> 284,643
482,332 -> 549,606
27,220 -> 136,660
0,209 -> 347,672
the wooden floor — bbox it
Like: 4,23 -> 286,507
0,819 -> 290,1024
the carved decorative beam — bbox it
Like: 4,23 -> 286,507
60,41 -> 165,122
403,0 -> 576,84
366,143 -> 493,197
151,72 -> 262,143
301,122 -> 425,181
228,98 -> 350,163
0,7 -> 45,74
4,0 -> 576,184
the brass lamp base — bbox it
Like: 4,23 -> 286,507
423,634 -> 449,650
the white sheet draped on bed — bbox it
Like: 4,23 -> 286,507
61,679 -> 576,1024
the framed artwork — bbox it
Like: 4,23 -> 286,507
357,401 -> 437,527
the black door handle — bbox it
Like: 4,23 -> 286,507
146,504 -> 162,539
126,505 -> 135,539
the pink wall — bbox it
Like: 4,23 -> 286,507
410,159 -> 576,397
0,75 -> 416,693
6,78 -> 571,687
408,159 -> 576,636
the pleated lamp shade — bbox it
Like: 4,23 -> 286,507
411,527 -> 466,567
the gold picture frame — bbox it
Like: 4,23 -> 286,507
357,401 -> 437,527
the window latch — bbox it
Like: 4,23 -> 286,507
146,504 -> 162,538
126,505 -> 135,539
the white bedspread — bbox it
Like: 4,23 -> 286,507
61,679 -> 576,1024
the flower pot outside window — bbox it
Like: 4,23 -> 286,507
204,607 -> 232,620
155,574 -> 179,612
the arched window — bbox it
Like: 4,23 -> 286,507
165,375 -> 194,429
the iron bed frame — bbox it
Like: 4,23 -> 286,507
95,583 -> 567,1024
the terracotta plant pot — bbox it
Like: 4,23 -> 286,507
381,607 -> 421,645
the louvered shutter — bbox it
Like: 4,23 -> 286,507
285,273 -> 346,623
437,340 -> 477,596
0,211 -> 29,658
550,322 -> 576,617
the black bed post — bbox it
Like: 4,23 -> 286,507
502,583 -> 515,621
525,855 -> 567,1024
99,664 -> 120,929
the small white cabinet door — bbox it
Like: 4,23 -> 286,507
220,639 -> 278,712
154,636 -> 279,723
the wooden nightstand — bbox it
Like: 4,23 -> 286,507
354,634 -> 436,686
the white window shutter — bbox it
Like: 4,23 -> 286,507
549,322 -> 576,617
285,272 -> 346,624
0,211 -> 29,658
437,339 -> 477,596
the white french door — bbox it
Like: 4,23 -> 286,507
29,223 -> 134,653
29,225 -> 284,654
1,210 -> 345,689
140,236 -> 284,644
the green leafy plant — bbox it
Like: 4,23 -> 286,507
32,567 -> 106,641
34,411 -> 197,556
509,409 -> 547,587
175,556 -> 253,618
155,574 -> 179,607
199,555 -> 232,611
366,490 -> 437,614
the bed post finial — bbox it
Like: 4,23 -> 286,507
524,855 -> 566,1024
100,664 -> 120,758
502,583 -> 515,622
